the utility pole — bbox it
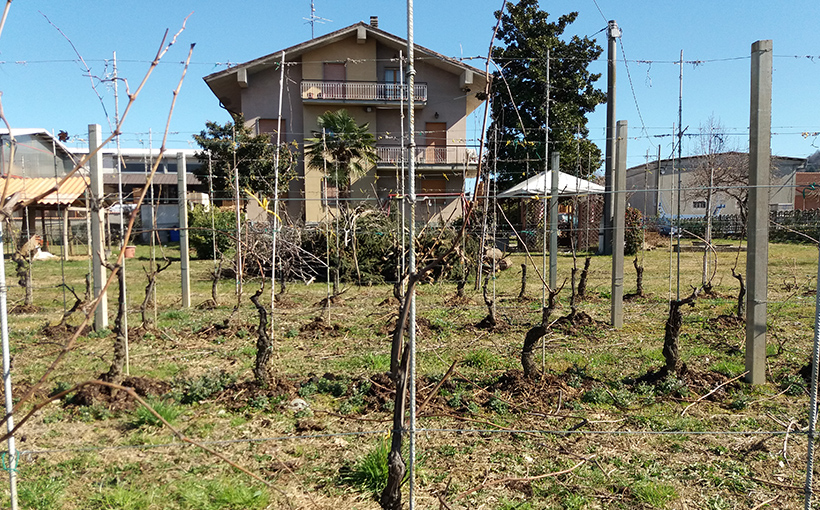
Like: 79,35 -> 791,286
746,40 -> 772,385
602,20 -> 620,255
611,121 -> 627,328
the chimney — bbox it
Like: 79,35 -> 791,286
370,16 -> 378,28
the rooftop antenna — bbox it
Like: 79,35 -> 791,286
304,0 -> 332,39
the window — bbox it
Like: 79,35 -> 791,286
384,68 -> 400,99
692,200 -> 707,209
384,68 -> 399,83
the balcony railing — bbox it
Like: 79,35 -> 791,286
301,80 -> 428,103
377,146 -> 477,165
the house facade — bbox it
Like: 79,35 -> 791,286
626,152 -> 807,219
203,18 -> 488,224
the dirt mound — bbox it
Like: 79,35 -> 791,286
217,377 -> 299,412
551,311 -> 602,336
635,367 -> 733,401
70,376 -> 172,411
682,369 -> 733,397
712,314 -> 744,329
300,316 -> 340,337
365,372 -> 395,411
10,304 -> 40,314
378,296 -> 399,307
195,319 -> 236,342
475,315 -> 508,331
41,321 -> 90,340
490,370 -> 578,398
273,295 -> 298,308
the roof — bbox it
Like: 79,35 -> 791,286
204,21 -> 487,112
0,129 -> 78,161
0,175 -> 89,206
498,171 -> 605,198
74,147 -> 200,158
626,151 -> 808,173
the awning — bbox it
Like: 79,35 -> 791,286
0,175 -> 89,206
497,170 -> 604,199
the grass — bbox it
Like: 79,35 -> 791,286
128,398 -> 183,428
340,438 -> 391,495
2,241 -> 818,509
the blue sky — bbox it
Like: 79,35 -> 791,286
1,0 -> 818,170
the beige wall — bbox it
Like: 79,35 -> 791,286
302,37 -> 377,82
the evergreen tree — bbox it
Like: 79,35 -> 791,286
489,0 -> 605,189
193,114 -> 297,202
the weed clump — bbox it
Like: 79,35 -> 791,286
339,438 -> 390,495
176,371 -> 236,404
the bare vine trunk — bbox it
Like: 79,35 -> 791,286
476,276 -> 497,329
633,257 -> 644,297
522,306 -> 551,379
732,268 -> 745,319
12,252 -> 32,307
456,278 -> 466,298
211,256 -> 224,306
577,256 -> 591,298
518,263 -> 527,299
103,266 -> 127,382
569,262 -> 578,317
140,259 -> 171,328
250,284 -> 272,386
662,290 -> 699,376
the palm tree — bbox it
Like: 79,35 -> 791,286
305,109 -> 378,200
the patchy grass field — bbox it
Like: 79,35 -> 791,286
1,240 -> 819,509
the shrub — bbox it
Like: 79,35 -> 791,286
188,205 -> 241,259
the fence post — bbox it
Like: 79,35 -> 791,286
88,124 -> 108,331
611,120 -> 627,328
745,40 -> 772,385
178,152 -> 190,308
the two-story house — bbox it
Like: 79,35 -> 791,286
203,17 -> 488,224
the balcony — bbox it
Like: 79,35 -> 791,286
300,80 -> 428,105
377,146 -> 477,166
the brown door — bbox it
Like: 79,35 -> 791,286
323,63 -> 346,99
425,122 -> 446,164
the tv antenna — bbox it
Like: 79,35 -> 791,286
304,0 -> 332,39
